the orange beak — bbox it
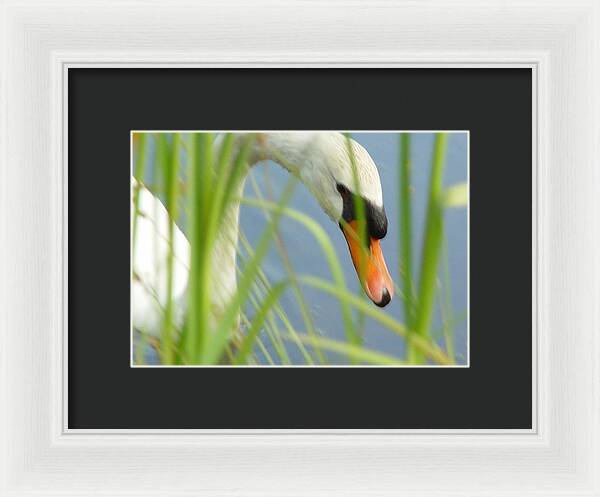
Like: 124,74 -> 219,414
342,220 -> 394,307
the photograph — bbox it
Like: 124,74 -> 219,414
131,131 -> 468,366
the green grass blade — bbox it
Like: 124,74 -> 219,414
439,234 -> 455,361
154,134 -> 172,362
185,133 -> 214,361
409,133 -> 448,364
344,134 -> 368,350
132,133 -> 148,252
132,133 -> 149,363
161,133 -> 181,364
282,334 -> 407,366
399,133 -> 416,330
234,280 -> 289,365
251,333 -> 276,365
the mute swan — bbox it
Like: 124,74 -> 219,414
132,132 -> 393,341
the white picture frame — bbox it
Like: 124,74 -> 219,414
1,0 -> 598,495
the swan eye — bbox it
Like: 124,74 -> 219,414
336,183 -> 387,240
336,183 -> 356,223
336,183 -> 350,197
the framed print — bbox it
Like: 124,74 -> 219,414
2,0 -> 599,496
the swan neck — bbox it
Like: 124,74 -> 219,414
211,133 -> 313,316
249,133 -> 317,174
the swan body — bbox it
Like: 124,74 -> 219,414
131,178 -> 189,334
132,132 -> 392,339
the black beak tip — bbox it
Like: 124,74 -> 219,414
375,287 -> 391,307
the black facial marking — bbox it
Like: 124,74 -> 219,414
366,202 -> 388,239
336,183 -> 388,240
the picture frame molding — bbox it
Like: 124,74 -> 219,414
2,1 -> 598,495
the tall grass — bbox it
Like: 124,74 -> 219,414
407,133 -> 448,364
160,134 -> 179,364
247,169 -> 325,364
132,132 -> 466,366
399,134 -> 415,331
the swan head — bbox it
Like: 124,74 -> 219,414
266,133 -> 394,307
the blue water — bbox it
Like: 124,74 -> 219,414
136,132 -> 468,365
239,132 -> 468,364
